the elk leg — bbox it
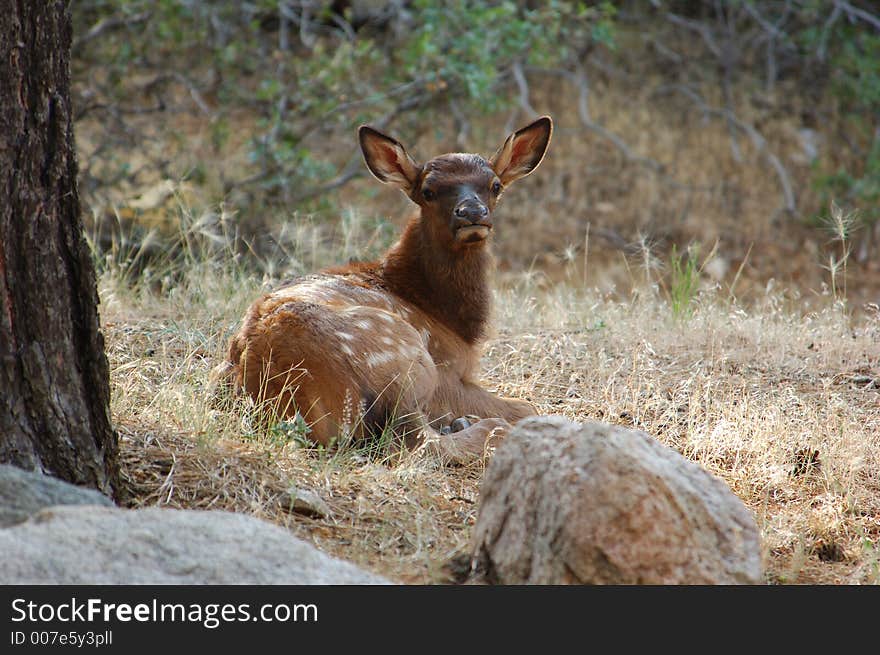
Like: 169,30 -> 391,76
428,375 -> 537,426
413,414 -> 511,466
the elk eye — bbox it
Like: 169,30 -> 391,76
491,181 -> 502,194
422,188 -> 436,201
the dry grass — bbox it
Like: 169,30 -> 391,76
102,229 -> 880,584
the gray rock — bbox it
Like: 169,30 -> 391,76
0,506 -> 389,584
0,463 -> 114,527
283,486 -> 332,519
471,416 -> 763,584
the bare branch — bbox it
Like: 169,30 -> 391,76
511,62 -> 538,117
654,84 -> 796,214
818,4 -> 843,62
644,34 -> 683,65
229,90 -> 436,199
834,1 -> 880,31
327,12 -> 357,42
281,0 -> 318,49
141,73 -> 213,116
73,11 -> 151,49
665,12 -> 722,59
591,227 -> 645,255
448,98 -> 471,150
568,65 -> 665,173
741,2 -> 786,39
289,91 -> 436,202
519,65 -> 720,195
278,0 -> 290,52
291,153 -> 364,203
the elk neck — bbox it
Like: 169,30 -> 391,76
380,213 -> 491,344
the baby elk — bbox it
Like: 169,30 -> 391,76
212,116 -> 553,463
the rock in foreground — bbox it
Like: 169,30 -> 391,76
0,463 -> 114,528
0,465 -> 387,584
471,416 -> 762,584
0,506 -> 388,584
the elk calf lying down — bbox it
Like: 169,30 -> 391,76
213,116 -> 552,463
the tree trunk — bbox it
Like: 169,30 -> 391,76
0,1 -> 119,497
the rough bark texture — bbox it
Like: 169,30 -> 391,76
0,1 -> 118,496
471,416 -> 763,584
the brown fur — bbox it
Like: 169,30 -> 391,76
212,117 -> 553,463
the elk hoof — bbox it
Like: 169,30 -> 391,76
450,415 -> 483,433
429,417 -> 512,466
451,417 -> 472,432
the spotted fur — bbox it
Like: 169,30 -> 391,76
212,117 -> 553,463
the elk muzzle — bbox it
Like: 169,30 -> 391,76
452,198 -> 492,243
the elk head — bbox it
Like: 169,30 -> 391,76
358,116 -> 553,252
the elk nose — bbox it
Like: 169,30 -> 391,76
453,202 -> 489,224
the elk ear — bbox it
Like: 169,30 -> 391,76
490,116 -> 552,186
358,126 -> 421,193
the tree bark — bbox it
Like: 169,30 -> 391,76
0,1 -> 119,497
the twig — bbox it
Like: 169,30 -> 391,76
697,238 -> 721,276
747,0 -> 794,90
142,73 -> 213,116
278,0 -> 290,52
511,62 -> 537,117
727,241 -> 753,302
741,2 -> 787,39
834,0 -> 880,31
328,12 -> 357,42
73,11 -> 151,49
644,34 -> 683,65
582,221 -> 590,289
270,0 -> 290,147
818,4 -> 843,62
448,98 -> 471,149
665,12 -> 722,58
591,227 -> 647,256
291,153 -> 364,203
297,2 -> 317,49
231,90 -> 435,197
